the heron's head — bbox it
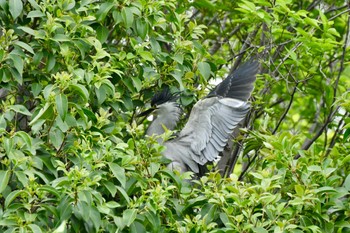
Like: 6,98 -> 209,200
138,88 -> 180,118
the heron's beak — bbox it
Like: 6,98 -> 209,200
137,107 -> 155,117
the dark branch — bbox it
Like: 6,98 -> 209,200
272,82 -> 298,134
324,112 -> 348,157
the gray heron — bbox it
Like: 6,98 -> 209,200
140,60 -> 259,174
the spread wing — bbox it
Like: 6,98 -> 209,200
173,97 -> 250,171
163,60 -> 259,173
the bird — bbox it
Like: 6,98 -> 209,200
140,60 -> 259,174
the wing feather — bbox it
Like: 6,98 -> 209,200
208,60 -> 259,101
173,97 -> 250,171
162,60 -> 259,173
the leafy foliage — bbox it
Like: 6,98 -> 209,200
0,0 -> 349,232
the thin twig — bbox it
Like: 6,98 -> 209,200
329,9 -> 350,21
272,42 -> 302,75
231,25 -> 261,71
325,5 -> 347,14
294,107 -> 340,159
238,150 -> 259,181
333,11 -> 349,103
209,25 -> 241,55
272,82 -> 298,134
325,112 -> 347,157
307,0 -> 322,11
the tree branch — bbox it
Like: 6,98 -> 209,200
324,112 -> 348,157
294,9 -> 350,159
238,150 -> 259,181
231,25 -> 261,71
272,82 -> 298,134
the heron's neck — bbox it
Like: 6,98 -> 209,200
146,102 -> 181,142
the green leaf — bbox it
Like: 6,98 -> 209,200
49,128 -> 64,150
0,219 -> 17,227
96,2 -> 114,21
193,0 -> 215,10
122,7 -> 134,28
8,104 -> 32,116
182,196 -> 208,214
327,28 -> 340,37
18,26 -> 36,36
57,196 -> 73,221
14,171 -> 28,187
82,108 -> 97,123
38,185 -> 61,198
202,204 -> 218,224
0,170 -> 11,193
10,67 -> 23,84
123,209 -> 137,227
109,163 -> 126,188
90,206 -> 101,230
8,54 -> 23,79
28,224 -> 42,233
131,76 -> 142,92
323,167 -> 336,177
14,131 -> 34,154
106,201 -> 121,208
294,184 -> 304,196
251,172 -> 264,179
307,165 -> 321,172
219,213 -> 230,227
55,94 -> 68,120
252,227 -> 268,233
150,38 -> 161,53
95,85 -> 107,105
47,53 -> 56,71
27,10 -> 45,18
31,83 -> 42,97
9,0 -> 23,20
14,41 -> 35,54
103,181 -> 117,196
157,170 -> 182,190
304,17 -> 319,29
27,0 -> 40,10
56,115 -> 70,132
237,0 -> 256,12
171,70 -> 184,90
29,103 -> 53,126
341,154 -> 350,165
198,61 -> 211,80
52,34 -> 70,42
69,84 -> 89,103
135,18 -> 148,40
139,51 -> 155,63
3,138 -> 14,155
173,54 -> 184,64
0,114 -> 6,129
116,186 -> 130,204
52,220 -> 67,233
74,201 -> 90,221
315,186 -> 337,194
96,25 -> 109,44
344,174 -> 350,191
5,190 -> 25,208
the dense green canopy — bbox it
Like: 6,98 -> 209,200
0,0 -> 349,232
